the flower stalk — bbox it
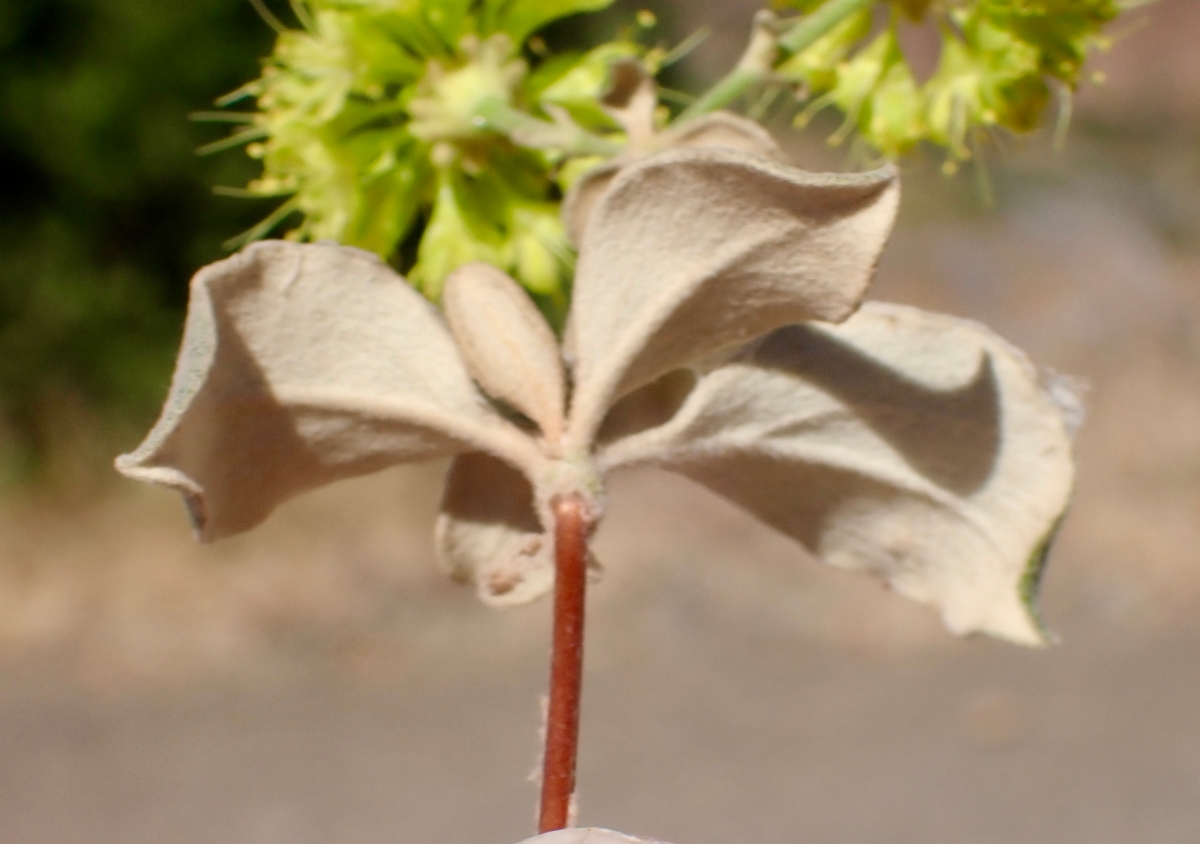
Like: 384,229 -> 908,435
678,0 -> 874,121
475,98 -> 623,157
777,0 -> 875,54
539,493 -> 591,833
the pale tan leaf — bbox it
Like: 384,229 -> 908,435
668,111 -> 780,159
561,161 -> 620,249
115,241 -> 538,541
565,148 -> 899,450
435,451 -> 607,606
562,112 -> 782,247
599,303 -> 1075,645
442,262 -> 567,442
435,451 -> 553,607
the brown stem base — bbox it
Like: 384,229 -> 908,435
538,494 -> 589,833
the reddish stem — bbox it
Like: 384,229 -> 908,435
538,494 -> 589,833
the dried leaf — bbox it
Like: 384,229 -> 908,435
562,112 -> 782,247
442,262 -> 567,442
435,451 -> 553,606
115,241 -> 536,540
435,451 -> 604,606
599,303 -> 1075,644
565,147 -> 900,450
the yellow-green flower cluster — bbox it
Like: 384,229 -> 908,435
776,0 -> 1119,168
209,0 -> 1126,296
216,0 -> 636,304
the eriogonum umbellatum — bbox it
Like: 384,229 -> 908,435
117,2 -> 1116,839
118,145 -> 1076,645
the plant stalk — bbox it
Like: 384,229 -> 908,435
678,0 -> 875,121
477,98 -> 621,157
778,0 -> 875,54
538,494 -> 590,833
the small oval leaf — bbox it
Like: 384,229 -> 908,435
443,262 -> 567,443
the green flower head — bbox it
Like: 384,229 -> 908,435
212,0 -> 639,306
776,0 -> 1119,168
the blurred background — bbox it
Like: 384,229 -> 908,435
1,0 -> 1198,842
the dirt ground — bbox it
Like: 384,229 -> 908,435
1,3 -> 1199,843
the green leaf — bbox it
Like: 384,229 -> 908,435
410,170 -> 504,299
421,0 -> 474,49
532,41 -> 641,129
777,8 -> 872,91
488,0 -> 617,47
533,42 -> 638,104
346,148 -> 430,257
503,202 -> 572,296
860,44 -> 924,158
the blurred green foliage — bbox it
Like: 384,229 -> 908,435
0,0 -> 653,475
0,0 -> 278,473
